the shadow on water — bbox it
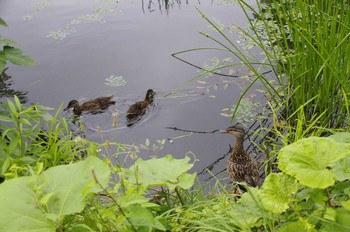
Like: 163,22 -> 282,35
0,68 -> 28,103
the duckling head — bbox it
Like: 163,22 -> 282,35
145,89 -> 155,103
64,100 -> 79,111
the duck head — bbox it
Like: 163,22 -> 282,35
220,125 -> 245,136
64,100 -> 79,111
145,89 -> 155,103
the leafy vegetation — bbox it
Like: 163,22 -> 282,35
0,18 -> 37,73
1,0 -> 350,231
165,134 -> 350,231
1,95 -> 350,231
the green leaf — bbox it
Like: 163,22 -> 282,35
42,156 -> 110,217
176,172 -> 197,190
277,219 -> 317,232
128,154 -> 195,190
278,137 -> 350,189
117,194 -> 150,208
0,176 -> 53,232
125,205 -> 155,227
230,188 -> 267,227
0,39 -> 18,47
330,157 -> 350,181
257,173 -> 298,214
3,46 -> 37,66
0,156 -> 110,231
0,18 -> 8,27
321,208 -> 350,232
0,51 -> 6,73
329,132 -> 350,143
341,200 -> 350,211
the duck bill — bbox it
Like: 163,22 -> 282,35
63,106 -> 70,111
220,129 -> 229,134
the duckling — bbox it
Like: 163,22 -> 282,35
126,89 -> 155,122
64,96 -> 115,115
221,125 -> 260,188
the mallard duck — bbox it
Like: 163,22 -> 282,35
126,89 -> 155,122
221,125 -> 260,188
64,96 -> 115,115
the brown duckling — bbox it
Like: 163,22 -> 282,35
126,89 -> 155,122
64,96 -> 115,115
221,125 -> 260,188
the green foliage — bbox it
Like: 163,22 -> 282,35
257,173 -> 297,214
278,136 -> 350,188
0,156 -> 110,231
0,18 -> 37,73
166,133 -> 350,231
244,0 -> 350,128
0,96 -> 87,179
127,154 -> 196,190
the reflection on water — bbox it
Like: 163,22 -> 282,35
0,68 -> 27,103
143,0 -> 190,14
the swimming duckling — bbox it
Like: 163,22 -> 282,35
64,96 -> 115,115
126,89 -> 155,124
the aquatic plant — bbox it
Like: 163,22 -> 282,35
104,75 -> 127,87
174,0 -> 350,137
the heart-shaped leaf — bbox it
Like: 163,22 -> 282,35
127,154 -> 196,190
278,137 -> 350,189
0,156 -> 110,231
258,173 -> 298,214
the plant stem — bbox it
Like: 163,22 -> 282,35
324,188 -> 333,208
175,187 -> 186,206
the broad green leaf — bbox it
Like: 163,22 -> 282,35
321,208 -> 350,232
341,200 -> 350,211
277,219 -> 317,232
176,172 -> 196,190
230,188 -> 267,227
117,194 -> 150,208
329,157 -> 350,181
3,46 -> 37,66
329,132 -> 350,143
0,157 -> 110,231
278,137 -> 350,189
0,39 -> 18,47
128,154 -> 195,190
258,173 -> 298,214
126,205 -> 154,227
41,156 -> 110,217
0,176 -> 53,232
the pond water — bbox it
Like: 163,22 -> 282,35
0,0 -> 263,181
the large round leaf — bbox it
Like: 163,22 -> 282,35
257,173 -> 297,214
127,154 -> 196,190
278,137 -> 350,189
0,156 -> 110,231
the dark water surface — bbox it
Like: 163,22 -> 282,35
0,0 -> 256,180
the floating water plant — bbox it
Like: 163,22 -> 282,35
221,97 -> 261,124
104,75 -> 127,87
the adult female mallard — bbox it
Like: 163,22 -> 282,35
221,125 -> 260,188
126,89 -> 155,123
64,96 -> 115,115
